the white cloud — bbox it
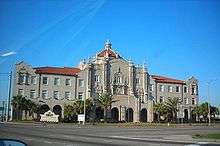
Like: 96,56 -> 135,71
1,51 -> 17,57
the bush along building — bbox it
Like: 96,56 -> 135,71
12,40 -> 198,122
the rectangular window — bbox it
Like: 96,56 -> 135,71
78,92 -> 83,100
18,89 -> 24,96
149,84 -> 154,91
54,77 -> 60,85
65,92 -> 71,99
116,76 -> 122,84
94,75 -> 100,82
184,86 -> 188,93
136,78 -> 140,85
79,79 -> 84,87
192,85 -> 196,95
65,78 -> 71,86
159,96 -> 164,103
53,91 -> 59,100
30,90 -> 36,98
159,85 -> 164,92
42,90 -> 48,99
192,98 -> 195,105
168,86 -> 173,92
30,76 -> 37,84
18,74 -> 26,84
176,86 -> 180,93
42,77 -> 48,85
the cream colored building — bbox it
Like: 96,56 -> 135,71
13,40 -> 198,122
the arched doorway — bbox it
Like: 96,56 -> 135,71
126,108 -> 133,122
140,108 -> 147,122
95,107 -> 104,121
184,109 -> 189,122
53,105 -> 62,121
111,107 -> 119,122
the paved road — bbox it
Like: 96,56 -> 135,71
0,122 -> 220,146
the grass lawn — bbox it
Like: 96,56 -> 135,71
193,133 -> 220,139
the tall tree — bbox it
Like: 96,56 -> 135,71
98,92 -> 116,122
165,97 -> 180,123
153,102 -> 167,123
11,95 -> 24,120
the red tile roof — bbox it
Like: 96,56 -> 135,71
152,75 -> 185,84
34,67 -> 80,76
97,49 -> 118,58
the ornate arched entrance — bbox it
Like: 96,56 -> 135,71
53,105 -> 62,121
126,108 -> 133,122
111,107 -> 119,122
140,108 -> 147,122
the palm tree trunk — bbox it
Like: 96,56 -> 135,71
104,108 -> 107,123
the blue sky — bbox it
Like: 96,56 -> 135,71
0,0 -> 220,107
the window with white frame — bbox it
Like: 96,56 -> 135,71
65,91 -> 71,99
42,77 -> 48,85
30,90 -> 36,98
168,85 -> 173,92
192,85 -> 196,95
176,86 -> 180,93
31,76 -> 37,84
184,86 -> 188,93
18,74 -> 26,84
159,96 -> 164,103
116,76 -> 122,84
159,85 -> 164,92
79,79 -> 84,87
149,84 -> 154,91
53,91 -> 59,100
65,78 -> 71,86
78,92 -> 83,100
42,90 -> 48,99
18,89 -> 24,96
192,98 -> 196,105
94,75 -> 100,82
54,77 -> 60,85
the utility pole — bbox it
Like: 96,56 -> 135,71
207,82 -> 211,126
207,79 -> 217,126
6,71 -> 12,122
83,96 -> 86,125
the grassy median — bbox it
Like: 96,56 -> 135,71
193,133 -> 220,140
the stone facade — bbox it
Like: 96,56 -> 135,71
12,40 -> 198,122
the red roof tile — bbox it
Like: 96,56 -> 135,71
152,75 -> 185,84
34,67 -> 80,76
97,49 -> 117,58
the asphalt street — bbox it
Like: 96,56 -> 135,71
0,122 -> 220,146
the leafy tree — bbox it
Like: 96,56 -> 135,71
97,92 -> 116,122
64,105 -> 75,121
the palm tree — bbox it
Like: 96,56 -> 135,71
97,92 -> 116,122
192,105 -> 201,122
165,97 -> 180,123
153,102 -> 167,123
11,95 -> 24,120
